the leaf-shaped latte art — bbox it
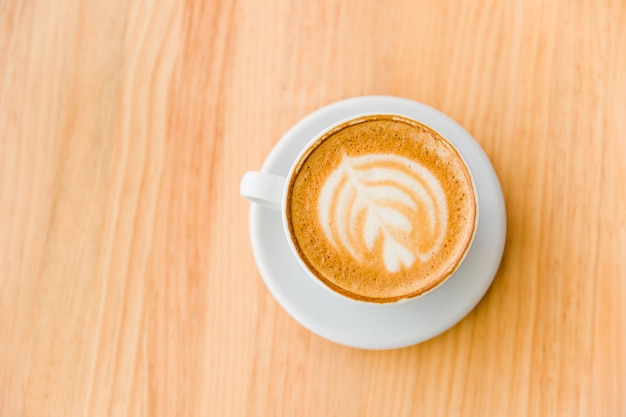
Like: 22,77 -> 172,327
318,154 -> 448,273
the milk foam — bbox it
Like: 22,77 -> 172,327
318,153 -> 448,273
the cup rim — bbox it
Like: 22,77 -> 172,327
280,112 -> 480,305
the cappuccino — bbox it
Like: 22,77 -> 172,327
286,115 -> 477,303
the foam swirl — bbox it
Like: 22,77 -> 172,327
318,153 -> 448,273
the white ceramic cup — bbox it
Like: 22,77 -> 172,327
240,113 -> 479,304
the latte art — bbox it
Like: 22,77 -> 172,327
318,153 -> 448,273
286,115 -> 477,303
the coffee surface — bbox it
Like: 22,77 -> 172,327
287,115 -> 476,303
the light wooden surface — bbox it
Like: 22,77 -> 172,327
1,0 -> 625,415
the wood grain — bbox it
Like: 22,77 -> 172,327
1,0 -> 625,416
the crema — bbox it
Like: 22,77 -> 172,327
287,115 -> 477,303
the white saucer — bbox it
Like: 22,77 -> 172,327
248,96 -> 506,350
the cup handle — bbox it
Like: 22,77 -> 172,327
240,171 -> 286,211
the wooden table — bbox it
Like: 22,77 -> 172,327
2,0 -> 625,415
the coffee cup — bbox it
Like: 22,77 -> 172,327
241,113 -> 479,304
